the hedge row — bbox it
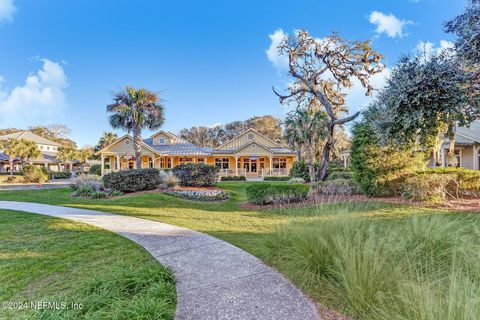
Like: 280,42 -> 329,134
220,176 -> 246,181
103,168 -> 161,193
246,183 -> 310,205
263,176 -> 291,181
48,171 -> 72,179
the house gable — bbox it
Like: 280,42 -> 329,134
150,130 -> 188,145
215,129 -> 281,151
233,142 -> 273,156
99,135 -> 157,156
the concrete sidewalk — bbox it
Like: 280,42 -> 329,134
0,201 -> 320,320
0,180 -> 71,191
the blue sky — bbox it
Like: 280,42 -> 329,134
0,0 -> 467,146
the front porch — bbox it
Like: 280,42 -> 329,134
100,154 -> 294,177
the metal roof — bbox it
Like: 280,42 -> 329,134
0,131 -> 61,146
143,138 -> 210,156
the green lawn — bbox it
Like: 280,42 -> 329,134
0,209 -> 176,320
0,182 -> 477,319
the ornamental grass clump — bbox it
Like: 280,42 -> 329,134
260,211 -> 480,319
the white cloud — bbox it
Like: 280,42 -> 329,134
266,29 -> 288,71
368,11 -> 413,38
0,0 -> 15,24
415,40 -> 454,59
0,59 -> 68,128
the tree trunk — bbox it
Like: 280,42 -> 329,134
318,124 -> 335,181
304,141 -> 316,182
133,126 -> 142,170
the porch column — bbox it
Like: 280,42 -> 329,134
170,156 -> 174,168
116,155 -> 120,171
101,155 -> 105,176
235,156 -> 238,175
269,156 -> 273,176
441,148 -> 446,167
473,146 -> 477,170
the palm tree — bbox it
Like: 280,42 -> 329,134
56,146 -> 75,171
107,87 -> 165,169
17,140 -> 41,170
74,148 -> 93,172
96,132 -> 118,151
0,139 -> 40,175
284,108 -> 327,182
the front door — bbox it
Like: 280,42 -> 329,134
250,159 -> 257,173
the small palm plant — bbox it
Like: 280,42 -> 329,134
97,132 -> 118,150
107,87 -> 165,169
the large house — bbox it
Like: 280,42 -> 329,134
97,129 -> 297,178
340,122 -> 480,170
0,131 -> 62,173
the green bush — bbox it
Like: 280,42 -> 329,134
172,163 -> 218,187
350,122 -> 427,196
220,176 -> 247,181
400,173 -> 456,204
88,164 -> 101,176
313,179 -> 358,196
48,171 -> 72,179
22,165 -> 49,183
103,169 -> 161,193
290,161 -> 317,182
327,171 -> 353,180
263,176 -> 291,181
246,183 -> 310,205
425,167 -> 480,194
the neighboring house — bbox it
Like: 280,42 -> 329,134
97,129 -> 297,177
0,131 -> 62,173
340,122 -> 480,170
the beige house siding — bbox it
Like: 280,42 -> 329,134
103,137 -> 155,157
216,130 -> 279,151
461,147 -> 474,169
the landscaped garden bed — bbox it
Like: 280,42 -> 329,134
165,188 -> 230,201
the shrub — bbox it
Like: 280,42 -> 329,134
290,161 -> 316,182
159,170 -> 179,189
263,176 -> 291,181
165,189 -> 230,201
327,171 -> 353,180
220,176 -> 246,181
73,186 -> 96,197
313,179 -> 358,196
288,177 -> 306,184
350,122 -> 427,196
48,171 -> 72,179
103,169 -> 161,193
172,164 -> 218,187
22,165 -> 49,183
71,174 -> 103,191
425,167 -> 480,195
246,183 -> 310,205
88,164 -> 102,176
401,173 -> 457,203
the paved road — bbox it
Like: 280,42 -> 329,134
0,201 -> 320,320
0,180 -> 71,191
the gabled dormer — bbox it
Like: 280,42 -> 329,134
149,130 -> 189,146
214,128 -> 282,151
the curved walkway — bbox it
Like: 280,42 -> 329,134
0,201 -> 320,320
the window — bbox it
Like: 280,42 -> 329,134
215,158 -> 229,169
197,158 -> 205,164
179,157 -> 193,164
447,150 -> 462,167
47,146 -> 50,150
126,140 -> 130,145
273,157 -> 287,169
248,133 -> 254,140
159,138 -> 165,144
40,146 -> 43,150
